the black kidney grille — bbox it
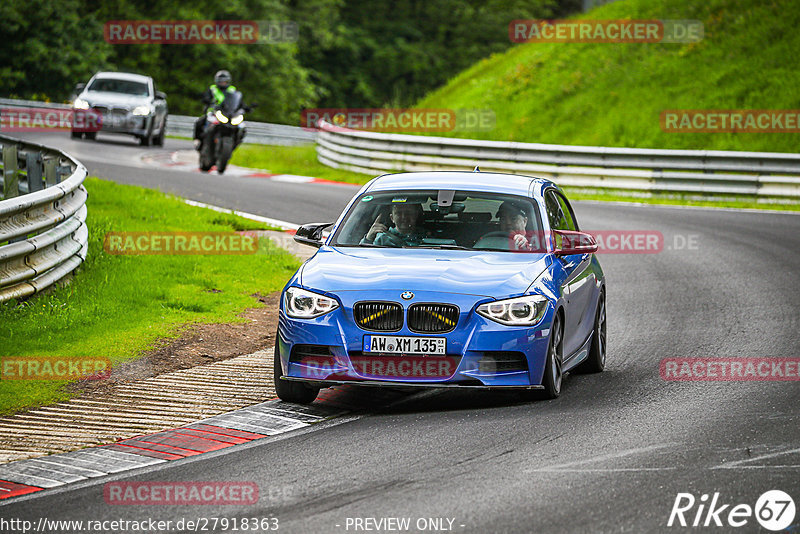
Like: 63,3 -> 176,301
408,304 -> 459,333
354,302 -> 404,331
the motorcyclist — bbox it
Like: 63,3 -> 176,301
193,70 -> 238,150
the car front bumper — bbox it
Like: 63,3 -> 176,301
277,289 -> 555,389
71,109 -> 153,135
98,114 -> 152,135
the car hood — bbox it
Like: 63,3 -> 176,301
300,247 -> 550,297
81,91 -> 151,108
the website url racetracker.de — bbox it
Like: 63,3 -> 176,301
1,516 -> 279,533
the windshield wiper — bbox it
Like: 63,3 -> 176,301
407,244 -> 472,250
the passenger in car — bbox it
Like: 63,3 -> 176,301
362,203 -> 426,247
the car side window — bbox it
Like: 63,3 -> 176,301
554,192 -> 578,231
545,190 -> 569,230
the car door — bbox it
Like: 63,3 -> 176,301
545,189 -> 595,359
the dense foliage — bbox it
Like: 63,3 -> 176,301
0,0 -> 570,123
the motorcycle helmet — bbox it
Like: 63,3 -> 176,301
214,70 -> 232,90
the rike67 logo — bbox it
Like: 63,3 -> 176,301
668,490 -> 795,531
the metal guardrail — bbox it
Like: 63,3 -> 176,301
0,135 -> 88,303
315,121 -> 800,197
0,97 -> 71,110
0,98 -> 315,146
165,115 -> 315,146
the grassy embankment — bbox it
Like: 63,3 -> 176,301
0,177 -> 300,414
417,0 -> 800,153
232,0 -> 800,210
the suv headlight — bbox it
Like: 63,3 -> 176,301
476,295 -> 548,326
284,287 -> 339,319
132,105 -> 151,116
73,98 -> 90,110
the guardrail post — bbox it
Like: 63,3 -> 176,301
56,161 -> 72,183
26,152 -> 44,192
3,144 -> 19,199
44,157 -> 57,187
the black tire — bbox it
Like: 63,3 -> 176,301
216,136 -> 233,174
273,343 -> 319,404
70,131 -> 82,139
153,118 -> 166,146
573,291 -> 606,374
199,137 -> 214,172
139,120 -> 154,146
538,312 -> 564,399
85,132 -> 96,140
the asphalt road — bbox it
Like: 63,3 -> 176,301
3,132 -> 799,533
12,131 -> 356,225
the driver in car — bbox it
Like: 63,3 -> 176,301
362,203 -> 426,247
497,200 -> 535,250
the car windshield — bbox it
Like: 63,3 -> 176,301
331,189 -> 544,251
87,78 -> 150,96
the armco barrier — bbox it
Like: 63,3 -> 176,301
0,135 -> 88,302
0,98 -> 315,146
314,120 -> 800,198
165,115 -> 315,146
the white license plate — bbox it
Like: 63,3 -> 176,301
363,335 -> 446,355
103,114 -> 123,127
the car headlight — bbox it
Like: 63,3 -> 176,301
231,114 -> 244,125
73,98 -> 90,110
132,105 -> 151,116
476,294 -> 548,326
284,287 -> 339,319
214,110 -> 229,124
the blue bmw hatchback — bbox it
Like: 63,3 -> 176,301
275,171 -> 606,403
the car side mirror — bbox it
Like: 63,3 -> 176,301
74,83 -> 86,93
294,222 -> 334,248
552,230 -> 598,256
155,91 -> 167,100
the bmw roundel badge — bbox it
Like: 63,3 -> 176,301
401,291 -> 414,300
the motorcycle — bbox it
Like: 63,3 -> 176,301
199,90 -> 248,174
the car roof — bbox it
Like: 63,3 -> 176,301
365,171 -> 556,197
92,72 -> 152,83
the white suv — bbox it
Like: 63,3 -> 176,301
71,72 -> 168,146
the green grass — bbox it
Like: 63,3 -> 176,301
0,177 -> 301,415
231,143 -> 368,185
415,0 -> 800,153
